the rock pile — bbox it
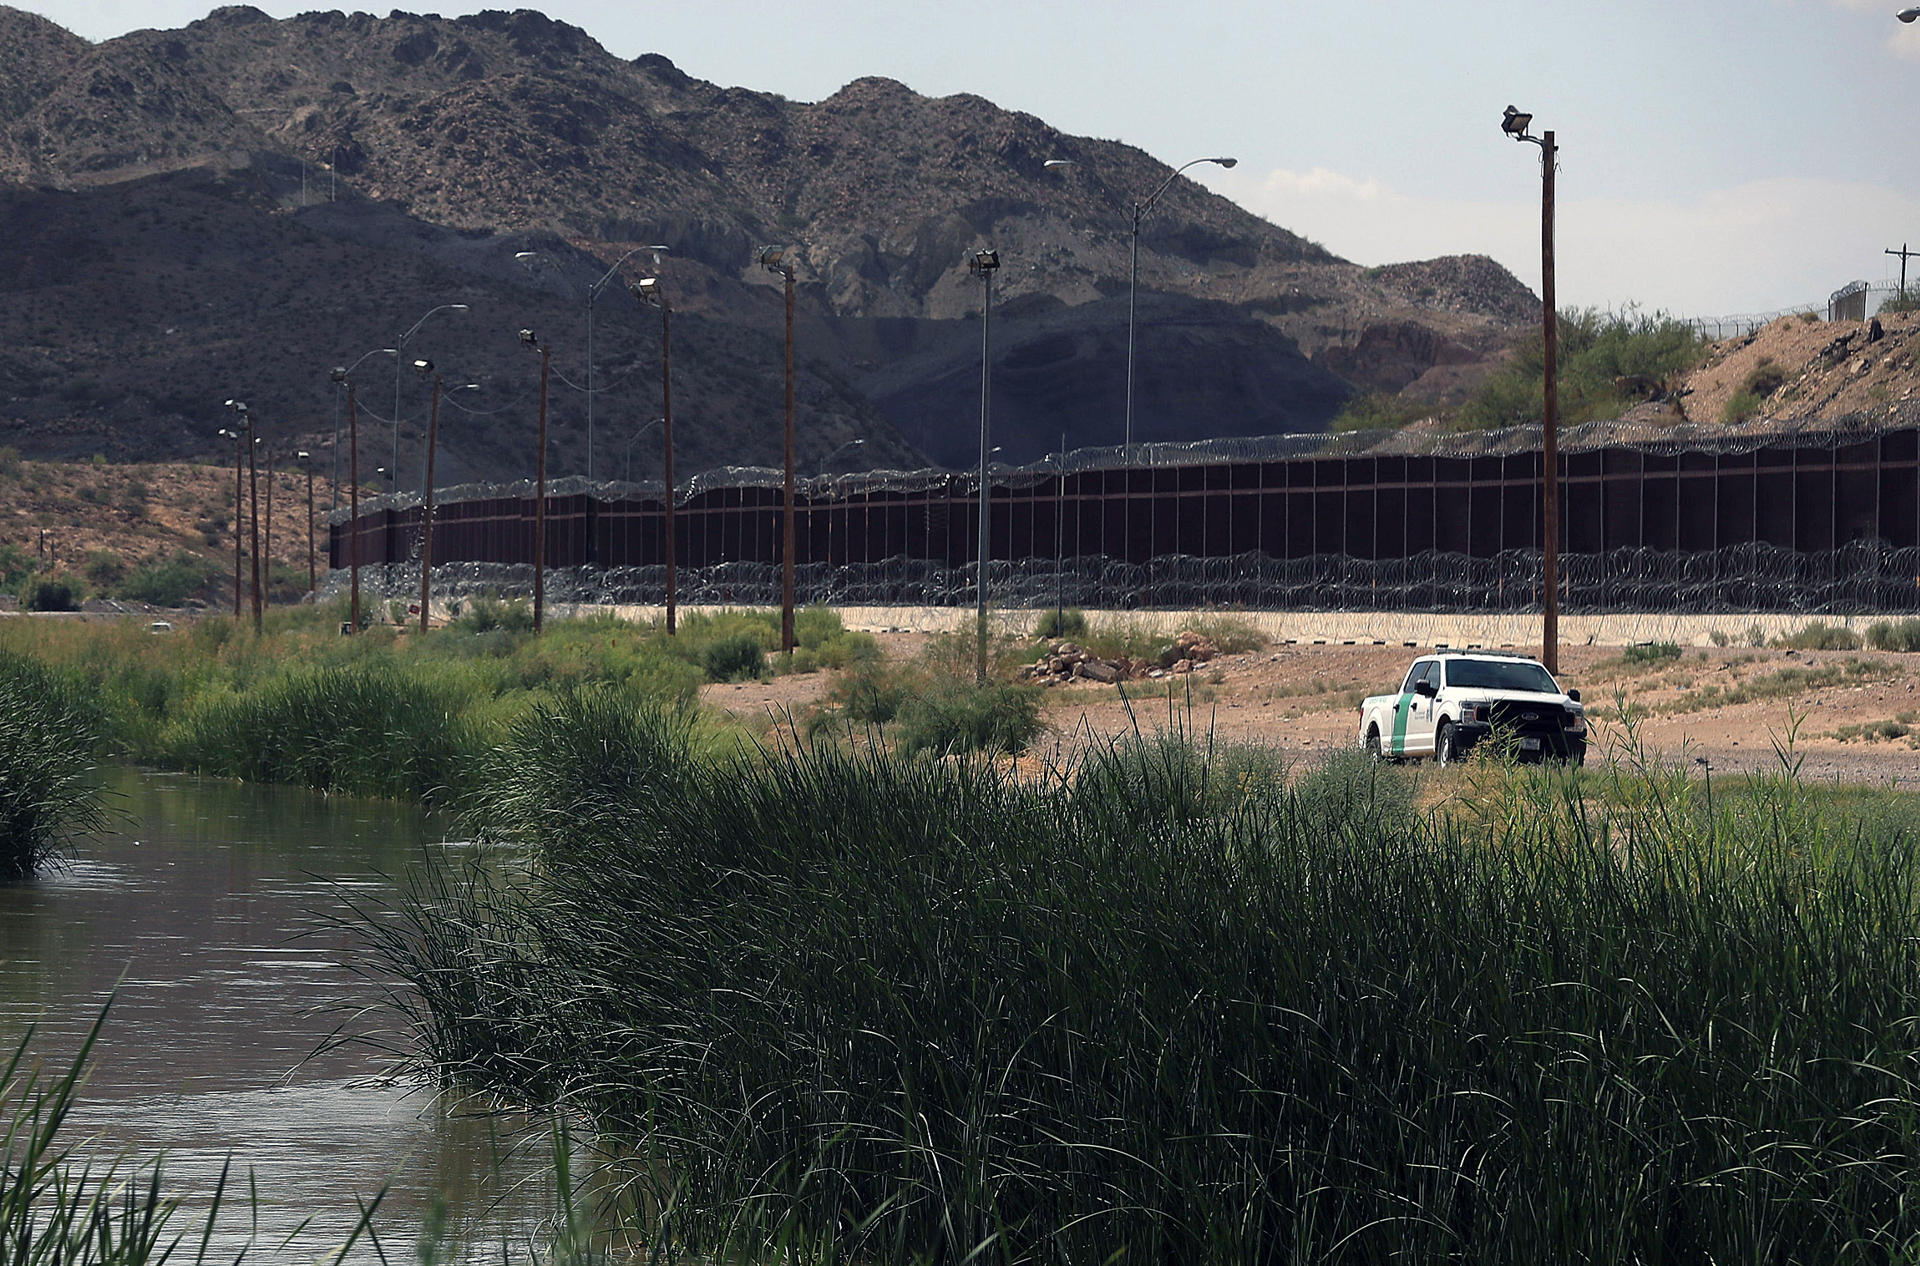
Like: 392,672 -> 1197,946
1024,630 -> 1221,685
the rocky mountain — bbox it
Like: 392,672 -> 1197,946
0,4 -> 1537,477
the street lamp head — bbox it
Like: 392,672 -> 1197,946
296,450 -> 310,461
330,367 -> 347,383
518,328 -> 539,348
1501,105 -> 1535,139
412,358 -> 434,376
1901,7 -> 1920,21
218,428 -> 237,439
631,276 -> 666,307
514,251 -> 538,260
1043,158 -> 1075,169
757,244 -> 795,276
1208,157 -> 1237,169
448,304 -> 470,313
969,248 -> 1001,275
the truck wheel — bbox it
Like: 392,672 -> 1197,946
1366,726 -> 1387,762
1435,722 -> 1457,766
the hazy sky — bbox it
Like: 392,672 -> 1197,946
17,0 -> 1920,318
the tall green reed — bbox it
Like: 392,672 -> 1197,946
0,652 -> 106,879
368,710 -> 1920,1263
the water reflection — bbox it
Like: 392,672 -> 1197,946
0,767 -> 553,1263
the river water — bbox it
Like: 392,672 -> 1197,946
0,766 -> 555,1263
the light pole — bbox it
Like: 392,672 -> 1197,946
330,348 -> 394,513
225,399 -> 262,632
520,329 -> 552,633
758,245 -> 800,655
970,247 -> 1001,685
1122,155 -> 1235,452
518,246 -> 668,482
413,359 -> 442,635
330,365 -> 370,634
1502,104 -> 1560,675
632,265 -> 678,635
297,450 -> 315,593
218,423 -> 246,619
393,303 -> 468,495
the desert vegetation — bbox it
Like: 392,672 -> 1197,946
347,701 -> 1920,1264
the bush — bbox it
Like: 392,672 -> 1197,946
698,631 -> 764,682
1455,308 -> 1709,432
1775,621 -> 1861,651
1033,607 -> 1089,640
1866,617 -> 1920,652
1721,389 -> 1762,424
20,575 -> 80,612
451,595 -> 536,635
119,552 -> 221,607
1622,641 -> 1681,665
1329,391 -> 1436,433
82,551 -> 124,592
894,681 -> 1043,757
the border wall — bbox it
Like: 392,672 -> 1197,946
326,413 -> 1920,614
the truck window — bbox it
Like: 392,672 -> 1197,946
1443,659 -> 1559,693
1400,660 -> 1433,693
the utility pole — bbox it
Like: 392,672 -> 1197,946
1888,244 -> 1919,298
348,384 -> 361,634
1540,129 -> 1559,676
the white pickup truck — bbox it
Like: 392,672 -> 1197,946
1357,651 -> 1586,765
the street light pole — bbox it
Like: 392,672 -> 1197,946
393,303 -> 468,495
298,450 -> 315,593
330,348 -> 394,515
1123,155 -> 1236,452
970,248 -> 1000,685
520,329 -> 552,632
1503,105 -> 1560,675
632,265 -> 677,635
758,245 -> 800,655
219,423 -> 244,619
414,360 -> 441,635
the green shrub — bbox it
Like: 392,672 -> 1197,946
825,659 -> 912,727
21,575 -> 81,612
119,553 -> 221,607
698,631 -> 765,682
82,551 -> 124,592
0,544 -> 34,592
1622,641 -> 1681,665
1774,621 -> 1861,651
1721,389 -> 1762,424
451,595 -> 535,635
1455,308 -> 1709,432
1865,617 -> 1920,652
1034,607 -> 1089,640
894,681 -> 1042,757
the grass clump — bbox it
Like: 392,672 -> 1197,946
368,727 -> 1920,1264
1661,658 -> 1887,713
0,653 -> 106,879
1774,620 -> 1862,650
164,660 -> 478,801
1866,616 -> 1920,651
1620,640 -> 1682,666
894,680 -> 1043,757
1032,607 -> 1088,640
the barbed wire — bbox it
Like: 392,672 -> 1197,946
328,538 -> 1920,616
326,407 -> 1920,525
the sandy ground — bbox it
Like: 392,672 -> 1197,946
702,634 -> 1920,786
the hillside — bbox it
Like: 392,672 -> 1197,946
0,4 -> 1538,476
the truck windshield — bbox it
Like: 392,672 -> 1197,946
1446,660 -> 1559,693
